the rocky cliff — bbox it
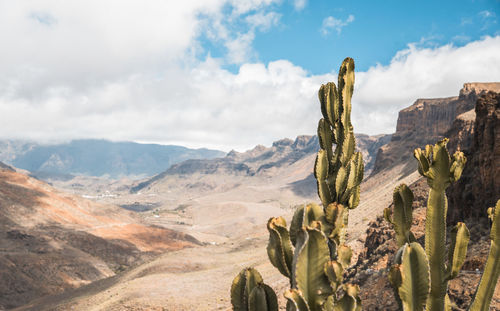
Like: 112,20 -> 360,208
447,91 -> 500,222
371,82 -> 500,175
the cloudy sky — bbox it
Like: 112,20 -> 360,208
0,0 -> 499,151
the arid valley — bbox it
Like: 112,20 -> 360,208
1,83 -> 499,310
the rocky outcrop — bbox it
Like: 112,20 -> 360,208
447,91 -> 500,222
371,82 -> 500,175
356,134 -> 392,174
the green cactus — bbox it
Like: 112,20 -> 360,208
315,58 -> 364,214
469,199 -> 500,311
232,58 -> 499,311
231,267 -> 278,311
389,242 -> 430,311
231,58 -> 363,311
384,184 -> 417,248
414,139 -> 467,311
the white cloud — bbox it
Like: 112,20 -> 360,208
352,36 -> 500,135
246,11 -> 281,31
479,10 -> 495,19
0,2 -> 499,152
320,14 -> 354,35
293,0 -> 307,11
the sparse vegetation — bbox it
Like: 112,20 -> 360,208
230,58 -> 500,311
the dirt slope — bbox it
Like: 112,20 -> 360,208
0,165 -> 198,309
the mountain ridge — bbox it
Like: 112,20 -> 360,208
0,139 -> 225,179
129,133 -> 391,194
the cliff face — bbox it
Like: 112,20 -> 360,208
447,91 -> 500,222
371,82 -> 500,175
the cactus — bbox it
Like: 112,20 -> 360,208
386,139 -> 468,311
469,200 -> 500,311
414,139 -> 466,311
230,57 -> 499,311
231,58 -> 363,311
385,140 -> 500,310
389,242 -> 430,311
231,267 -> 278,311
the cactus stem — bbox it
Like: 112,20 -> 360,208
426,188 -> 448,311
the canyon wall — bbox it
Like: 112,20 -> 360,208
371,82 -> 500,175
447,91 -> 500,222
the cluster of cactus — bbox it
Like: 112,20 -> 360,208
229,57 -> 500,311
231,57 -> 363,311
384,139 -> 500,310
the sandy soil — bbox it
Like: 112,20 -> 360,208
13,163 -> 416,311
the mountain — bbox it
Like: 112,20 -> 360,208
0,162 -> 199,309
0,139 -> 225,179
129,133 -> 391,194
371,82 -> 500,176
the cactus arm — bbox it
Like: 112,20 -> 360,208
447,222 -> 469,280
318,118 -> 333,164
325,260 -> 344,292
398,242 -> 430,311
315,149 -> 333,207
267,217 -> 294,279
249,284 -> 279,311
290,205 -> 305,246
325,203 -> 346,245
389,184 -> 417,247
336,244 -> 352,269
231,268 -> 264,311
389,243 -> 430,311
469,200 -> 500,311
294,225 -> 333,311
284,289 -> 311,311
332,284 -> 361,311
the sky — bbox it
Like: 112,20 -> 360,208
0,0 -> 499,151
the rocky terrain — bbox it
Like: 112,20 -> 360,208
447,91 -> 500,223
0,163 -> 199,310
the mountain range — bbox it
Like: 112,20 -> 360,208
0,139 -> 225,179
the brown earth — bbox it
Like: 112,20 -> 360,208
0,165 -> 198,310
350,178 -> 500,311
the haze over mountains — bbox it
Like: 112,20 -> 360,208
0,139 -> 225,179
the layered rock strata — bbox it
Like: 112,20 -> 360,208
371,82 -> 500,176
447,91 -> 500,222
